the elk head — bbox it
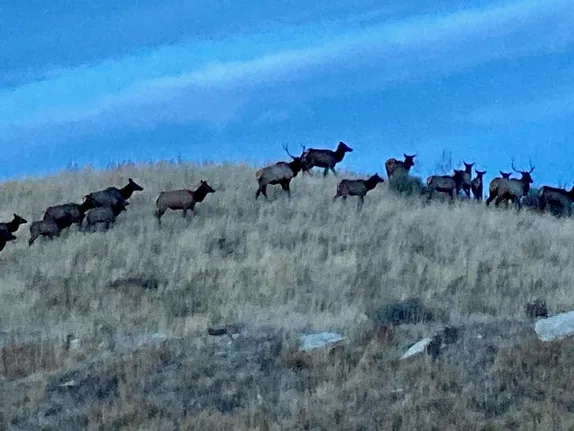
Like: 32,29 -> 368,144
511,159 -> 535,184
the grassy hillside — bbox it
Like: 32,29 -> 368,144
2,161 -> 574,429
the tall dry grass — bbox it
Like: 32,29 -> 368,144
1,161 -> 574,429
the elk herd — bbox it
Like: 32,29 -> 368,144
0,141 -> 572,253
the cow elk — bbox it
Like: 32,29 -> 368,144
255,145 -> 304,199
0,214 -> 27,234
43,196 -> 97,230
86,178 -> 143,210
471,170 -> 486,201
385,154 -> 416,179
486,160 -> 535,209
460,162 -> 474,198
426,170 -> 466,201
155,180 -> 216,225
300,141 -> 353,176
85,203 -> 127,230
333,173 -> 385,209
29,218 -> 61,246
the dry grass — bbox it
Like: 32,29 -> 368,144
1,161 -> 574,429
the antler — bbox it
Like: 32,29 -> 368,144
528,158 -> 535,173
282,144 -> 297,160
511,157 -> 520,173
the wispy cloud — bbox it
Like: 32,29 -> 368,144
2,0 -> 572,142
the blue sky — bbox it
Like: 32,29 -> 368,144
1,0 -> 573,186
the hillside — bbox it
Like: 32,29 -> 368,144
2,161 -> 574,429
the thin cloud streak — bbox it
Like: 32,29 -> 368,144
1,0 -> 573,144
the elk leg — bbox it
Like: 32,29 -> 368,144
323,167 -> 329,177
330,167 -> 337,176
357,195 -> 365,209
333,192 -> 340,202
280,180 -> 291,198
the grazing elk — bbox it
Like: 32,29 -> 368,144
426,170 -> 466,201
0,229 -> 17,252
255,145 -> 304,199
86,178 -> 143,210
43,196 -> 97,230
0,214 -> 27,233
28,218 -> 61,246
460,162 -> 474,198
385,154 -> 416,179
538,185 -> 574,217
300,141 -> 353,176
85,202 -> 127,230
485,160 -> 535,209
333,173 -> 385,209
155,180 -> 216,225
471,170 -> 487,201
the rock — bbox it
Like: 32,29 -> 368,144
525,299 -> 548,319
372,298 -> 435,326
400,337 -> 432,359
535,310 -> 574,342
299,332 -> 345,352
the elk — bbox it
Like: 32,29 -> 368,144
460,162 -> 474,198
333,173 -> 385,209
485,160 -> 535,209
28,218 -> 61,246
255,145 -> 304,199
0,229 -> 17,252
155,180 -> 216,225
471,170 -> 487,201
43,196 -> 97,230
538,185 -> 574,217
0,214 -> 27,233
385,154 -> 416,179
86,178 -> 143,209
300,141 -> 353,176
426,170 -> 466,201
85,202 -> 127,230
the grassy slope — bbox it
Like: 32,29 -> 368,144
1,161 -> 574,429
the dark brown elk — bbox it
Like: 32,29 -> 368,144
333,174 -> 385,209
85,201 -> 127,230
0,214 -> 27,234
426,170 -> 466,201
155,180 -> 216,225
255,145 -> 304,199
300,141 -> 353,176
0,229 -> 17,252
487,171 -> 512,205
385,154 -> 416,179
471,170 -> 486,201
28,218 -> 61,246
86,178 -> 143,210
538,185 -> 574,217
486,160 -> 535,209
43,196 -> 97,230
460,162 -> 474,198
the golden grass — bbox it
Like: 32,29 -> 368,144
2,161 -> 574,429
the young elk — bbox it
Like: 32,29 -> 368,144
255,145 -> 304,199
471,170 -> 487,201
538,185 -> 574,217
0,214 -> 27,234
28,218 -> 61,246
385,154 -> 416,179
300,141 -> 353,176
0,229 -> 17,252
85,200 -> 128,230
486,160 -> 535,209
155,180 -> 216,225
426,170 -> 466,201
333,174 -> 385,209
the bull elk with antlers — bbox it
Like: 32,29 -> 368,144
486,160 -> 535,209
255,145 -> 304,199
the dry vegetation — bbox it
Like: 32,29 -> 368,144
2,160 -> 574,429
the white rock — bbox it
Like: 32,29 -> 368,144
535,310 -> 574,342
299,332 -> 345,352
400,337 -> 432,359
